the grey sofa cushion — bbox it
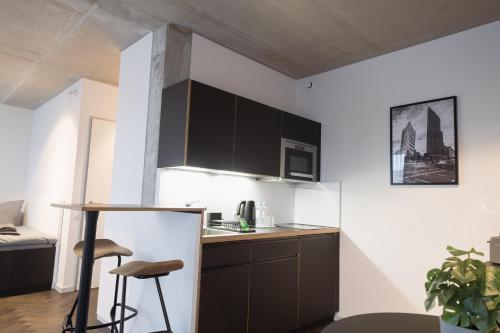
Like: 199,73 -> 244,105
0,200 -> 24,226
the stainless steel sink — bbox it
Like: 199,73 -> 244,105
202,228 -> 235,236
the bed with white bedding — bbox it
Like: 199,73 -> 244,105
0,225 -> 58,251
0,225 -> 57,297
0,199 -> 58,296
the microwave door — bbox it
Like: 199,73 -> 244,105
285,149 -> 314,180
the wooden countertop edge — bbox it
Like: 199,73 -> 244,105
51,203 -> 204,213
201,227 -> 340,244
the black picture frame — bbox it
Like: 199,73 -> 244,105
390,96 -> 458,185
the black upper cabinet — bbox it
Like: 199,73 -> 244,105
187,81 -> 236,170
234,97 -> 282,176
158,80 -> 190,168
158,80 -> 321,180
282,112 -> 321,146
158,80 -> 236,170
282,112 -> 322,180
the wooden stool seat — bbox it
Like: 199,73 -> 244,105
73,239 -> 133,260
109,260 -> 184,278
111,259 -> 184,332
64,239 -> 135,332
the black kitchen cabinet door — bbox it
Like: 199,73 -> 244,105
249,257 -> 298,333
198,265 -> 250,333
187,80 -> 236,170
282,111 -> 321,180
234,97 -> 282,176
282,111 -> 321,146
298,234 -> 339,327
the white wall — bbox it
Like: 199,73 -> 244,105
109,33 -> 152,204
24,78 -> 118,292
24,81 -> 82,237
24,81 -> 82,291
296,21 -> 500,317
158,169 -> 296,223
0,104 -> 32,202
190,33 -> 296,112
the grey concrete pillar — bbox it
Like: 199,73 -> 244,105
142,24 -> 192,204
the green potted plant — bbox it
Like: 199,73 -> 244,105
425,246 -> 500,333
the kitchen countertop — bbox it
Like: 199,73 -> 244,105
201,226 -> 340,244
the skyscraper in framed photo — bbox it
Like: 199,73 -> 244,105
390,96 -> 458,185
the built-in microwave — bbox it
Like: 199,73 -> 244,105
280,138 -> 317,182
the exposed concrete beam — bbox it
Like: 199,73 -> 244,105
164,25 -> 192,87
141,24 -> 192,204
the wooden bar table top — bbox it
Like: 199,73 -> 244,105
51,203 -> 205,213
51,203 -> 204,333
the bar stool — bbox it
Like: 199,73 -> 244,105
109,259 -> 184,333
62,239 -> 137,333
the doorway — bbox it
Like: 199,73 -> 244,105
81,117 -> 116,288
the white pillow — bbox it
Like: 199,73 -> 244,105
0,200 -> 24,226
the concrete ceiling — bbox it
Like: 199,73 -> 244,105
0,0 -> 150,109
2,0 -> 500,109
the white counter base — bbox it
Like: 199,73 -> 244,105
96,210 -> 202,333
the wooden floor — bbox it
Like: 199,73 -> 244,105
0,289 -> 108,333
0,288 -> 326,333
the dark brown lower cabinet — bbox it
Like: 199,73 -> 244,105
248,257 -> 299,333
198,235 -> 339,333
198,264 -> 250,333
299,234 -> 339,327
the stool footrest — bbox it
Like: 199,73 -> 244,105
62,304 -> 138,332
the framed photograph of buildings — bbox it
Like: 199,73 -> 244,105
390,96 -> 458,185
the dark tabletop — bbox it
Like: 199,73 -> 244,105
321,313 -> 439,333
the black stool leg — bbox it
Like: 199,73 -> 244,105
61,295 -> 78,332
119,276 -> 128,333
110,256 -> 122,333
155,277 -> 172,333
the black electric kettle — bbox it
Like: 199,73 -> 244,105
237,201 -> 246,217
236,200 -> 256,227
243,201 -> 256,227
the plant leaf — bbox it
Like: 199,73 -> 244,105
443,261 -> 458,270
483,266 -> 500,297
443,305 -> 461,326
463,296 -> 488,318
425,291 -> 439,311
427,268 -> 441,282
471,311 -> 498,333
443,286 -> 458,304
452,264 -> 477,284
447,246 -> 469,257
446,256 -> 463,262
459,312 -> 471,328
470,248 -> 485,257
446,246 -> 485,258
